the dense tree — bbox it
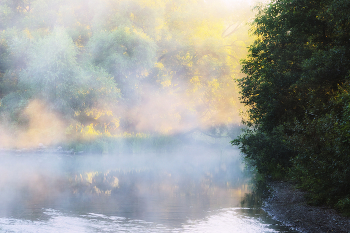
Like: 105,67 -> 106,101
0,0 -> 252,146
233,0 -> 350,213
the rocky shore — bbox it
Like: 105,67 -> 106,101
263,181 -> 350,233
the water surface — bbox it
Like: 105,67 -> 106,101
0,147 -> 298,232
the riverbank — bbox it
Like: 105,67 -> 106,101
263,181 -> 350,233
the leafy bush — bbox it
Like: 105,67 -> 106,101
235,0 -> 350,214
232,126 -> 293,180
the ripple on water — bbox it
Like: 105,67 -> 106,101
0,208 -> 290,233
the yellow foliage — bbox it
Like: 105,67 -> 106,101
208,79 -> 220,90
23,29 -> 33,39
112,118 -> 120,129
155,62 -> 164,69
85,172 -> 98,184
2,0 -> 254,139
111,176 -> 119,188
124,27 -> 131,34
85,108 -> 113,120
161,79 -> 171,87
83,124 -> 101,137
189,76 -> 201,93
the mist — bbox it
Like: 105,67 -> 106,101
0,0 -> 258,194
0,0 -> 263,231
0,145 -> 249,226
0,0 -> 256,149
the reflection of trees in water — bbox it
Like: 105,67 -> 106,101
241,192 -> 263,208
68,164 -> 249,199
64,168 -> 251,224
0,152 -> 251,223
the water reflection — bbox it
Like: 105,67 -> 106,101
0,208 -> 296,233
0,148 -> 297,232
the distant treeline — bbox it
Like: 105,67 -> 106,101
0,0 -> 252,148
233,0 -> 350,215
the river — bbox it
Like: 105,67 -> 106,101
0,146 -> 298,232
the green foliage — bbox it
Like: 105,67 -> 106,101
287,89 -> 350,206
86,27 -> 157,99
335,197 -> 350,216
235,0 -> 350,213
0,0 -> 251,144
20,27 -> 79,114
232,126 -> 292,180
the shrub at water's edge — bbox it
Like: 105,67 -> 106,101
234,0 -> 350,215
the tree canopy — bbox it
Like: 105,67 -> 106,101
0,0 -> 253,147
233,0 -> 350,214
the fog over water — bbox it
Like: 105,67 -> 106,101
0,142 -> 297,232
0,0 -> 297,232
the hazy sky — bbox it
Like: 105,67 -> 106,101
223,0 -> 269,6
223,0 -> 255,5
